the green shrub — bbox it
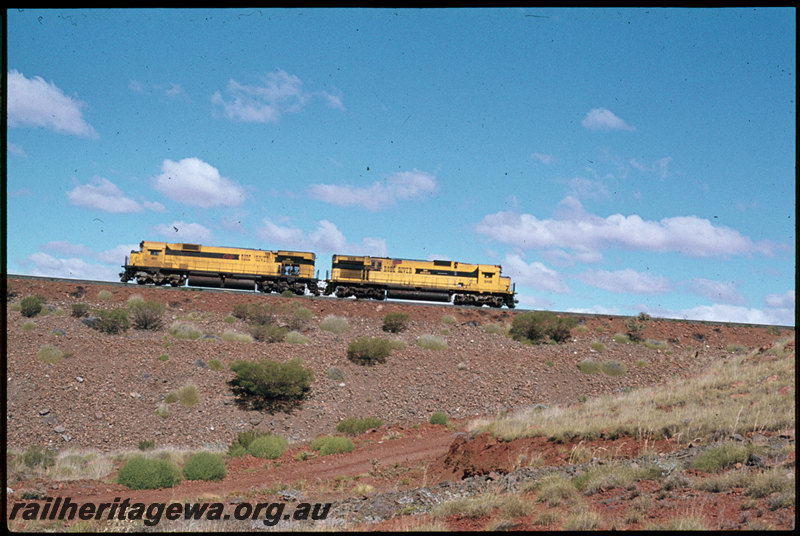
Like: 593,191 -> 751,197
117,456 -> 181,490
229,358 -> 314,411
71,303 -> 90,318
726,344 -> 748,354
577,359 -> 600,374
169,321 -> 202,340
20,295 -> 47,318
128,300 -> 165,330
483,323 -> 504,335
691,442 -> 750,472
625,317 -> 645,342
250,323 -> 287,343
326,367 -> 345,382
22,445 -> 56,469
285,306 -> 313,331
94,308 -> 130,334
228,429 -> 271,455
182,452 -> 226,481
138,440 -> 156,451
382,312 -> 409,333
644,339 -> 668,350
601,360 -> 627,376
347,337 -> 394,365
285,331 -> 309,344
590,342 -> 606,352
97,290 -> 113,301
208,359 -> 224,371
22,321 -> 35,331
311,436 -> 354,456
232,303 -> 251,320
37,345 -> 64,364
417,334 -> 448,350
158,354 -> 169,362
320,315 -> 349,333
509,311 -> 577,344
248,434 -> 288,459
336,417 -> 384,435
177,384 -> 201,407
534,474 -> 580,506
221,331 -> 253,343
430,411 -> 449,425
245,303 -> 277,326
227,444 -> 247,458
441,314 -> 457,325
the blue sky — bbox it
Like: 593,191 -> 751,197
5,8 -> 796,325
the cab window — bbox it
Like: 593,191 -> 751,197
149,250 -> 161,256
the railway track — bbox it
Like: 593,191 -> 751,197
5,273 -> 792,329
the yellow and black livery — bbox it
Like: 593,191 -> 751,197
324,255 -> 516,308
120,241 -> 319,295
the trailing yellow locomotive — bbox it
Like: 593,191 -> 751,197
121,241 -> 516,308
120,241 -> 319,295
324,255 -> 516,308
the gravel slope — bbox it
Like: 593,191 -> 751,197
5,277 -> 785,454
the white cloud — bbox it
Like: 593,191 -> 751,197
7,70 -> 97,137
129,79 -> 187,99
257,218 -> 387,256
630,156 -> 672,179
163,83 -> 186,98
8,143 -> 27,157
566,304 -> 623,316
211,69 -> 342,123
153,157 -> 246,207
502,254 -> 570,294
762,290 -> 795,325
309,170 -> 437,211
26,252 -> 119,281
688,278 -> 746,305
581,107 -> 634,131
514,293 -> 556,310
673,304 -> 782,326
66,177 -> 143,213
152,221 -> 213,243
567,177 -> 610,201
577,268 -> 671,295
142,201 -> 166,212
476,196 -> 774,258
531,152 -> 555,164
764,289 -> 795,309
96,244 -> 140,265
41,241 -> 96,257
543,247 -> 603,266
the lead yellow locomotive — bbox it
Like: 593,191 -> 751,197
120,241 -> 319,295
324,255 -> 516,308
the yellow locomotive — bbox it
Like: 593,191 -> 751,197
324,255 -> 517,308
120,241 -> 319,295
